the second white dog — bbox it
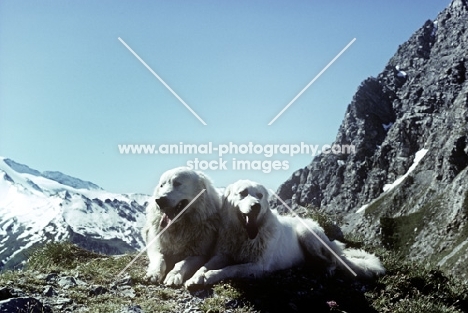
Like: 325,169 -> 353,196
186,180 -> 385,287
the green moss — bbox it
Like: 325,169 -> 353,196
0,269 -> 44,294
380,216 -> 398,249
376,191 -> 443,257
363,194 -> 387,219
368,249 -> 468,313
200,284 -> 255,313
380,211 -> 424,253
27,241 -> 102,271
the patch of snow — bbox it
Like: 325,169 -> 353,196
382,122 -> 393,131
356,204 -> 369,214
395,65 -> 407,79
124,193 -> 151,206
431,20 -> 438,37
397,70 -> 407,78
451,0 -> 466,10
337,160 -> 345,166
383,149 -> 429,192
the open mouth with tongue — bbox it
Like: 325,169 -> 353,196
159,199 -> 189,228
241,212 -> 259,239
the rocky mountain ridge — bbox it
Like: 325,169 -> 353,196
272,0 -> 468,280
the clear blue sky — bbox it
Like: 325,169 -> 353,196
0,1 -> 449,195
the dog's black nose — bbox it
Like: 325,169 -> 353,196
156,196 -> 169,208
251,203 -> 261,213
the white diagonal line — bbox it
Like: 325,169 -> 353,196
268,38 -> 356,126
269,190 -> 357,276
118,37 -> 207,126
117,189 -> 206,277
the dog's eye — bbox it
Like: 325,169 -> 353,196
239,189 -> 248,197
256,193 -> 263,199
173,181 -> 181,187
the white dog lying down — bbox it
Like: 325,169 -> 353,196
185,180 -> 384,287
142,167 -> 221,286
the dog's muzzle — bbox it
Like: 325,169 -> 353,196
240,202 -> 261,240
156,197 -> 189,228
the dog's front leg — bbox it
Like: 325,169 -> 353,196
204,263 -> 267,285
145,251 -> 167,283
164,255 -> 206,286
184,254 -> 231,288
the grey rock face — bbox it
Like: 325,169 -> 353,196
120,305 -> 144,313
272,0 -> 468,280
0,297 -> 52,313
57,276 -> 77,289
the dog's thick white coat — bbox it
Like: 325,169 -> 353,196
186,180 -> 384,287
142,167 -> 221,285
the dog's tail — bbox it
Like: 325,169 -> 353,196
337,245 -> 385,278
296,219 -> 385,278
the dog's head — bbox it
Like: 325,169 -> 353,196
154,167 -> 209,228
223,180 -> 270,240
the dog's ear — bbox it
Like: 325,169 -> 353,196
256,184 -> 271,210
221,184 -> 233,211
260,185 -> 270,202
197,171 -> 215,199
195,171 -> 223,213
196,171 -> 207,190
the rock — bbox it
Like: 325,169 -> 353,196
0,288 -> 13,301
42,285 -> 57,297
120,305 -> 144,313
73,276 -> 87,286
88,285 -> 108,296
57,276 -> 77,289
118,286 -> 136,298
50,297 -> 73,310
111,275 -> 133,289
0,297 -> 52,313
451,0 -> 467,10
0,287 -> 25,299
45,273 -> 58,282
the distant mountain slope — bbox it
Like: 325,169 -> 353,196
272,0 -> 468,280
2,158 -> 102,190
0,157 -> 149,270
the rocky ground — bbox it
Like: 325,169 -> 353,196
1,235 -> 467,312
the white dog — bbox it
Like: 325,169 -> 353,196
141,167 -> 221,286
186,180 -> 384,287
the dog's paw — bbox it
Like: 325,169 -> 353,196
203,269 -> 222,285
144,270 -> 164,284
164,270 -> 184,286
184,273 -> 205,289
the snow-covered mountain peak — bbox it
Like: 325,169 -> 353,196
1,157 -> 102,192
0,156 -> 150,270
2,158 -> 41,176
